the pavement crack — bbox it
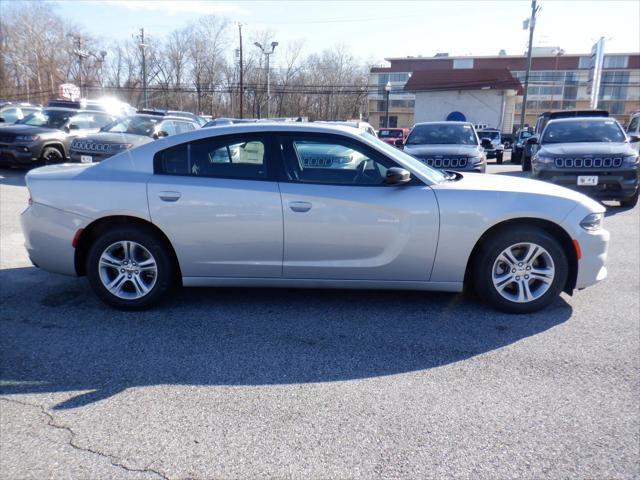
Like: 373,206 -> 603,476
0,396 -> 170,480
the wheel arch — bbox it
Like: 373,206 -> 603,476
74,215 -> 182,284
463,217 -> 578,294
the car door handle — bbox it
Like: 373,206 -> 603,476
289,201 -> 312,212
158,191 -> 181,202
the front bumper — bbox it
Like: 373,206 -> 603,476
69,150 -> 115,163
0,144 -> 39,166
574,226 -> 610,290
532,165 -> 639,201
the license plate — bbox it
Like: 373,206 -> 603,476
80,155 -> 93,163
577,175 -> 598,186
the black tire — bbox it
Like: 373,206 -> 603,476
86,226 -> 174,310
511,149 -> 522,164
472,226 -> 568,314
522,155 -> 532,172
40,146 -> 64,165
620,189 -> 639,208
496,152 -> 503,164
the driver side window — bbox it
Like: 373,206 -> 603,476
283,137 -> 394,186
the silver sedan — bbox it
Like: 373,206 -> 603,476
20,123 -> 609,313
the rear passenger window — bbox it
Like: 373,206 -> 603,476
155,136 -> 267,180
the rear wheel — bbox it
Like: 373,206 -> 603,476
86,227 -> 174,309
522,155 -> 532,172
511,149 -> 522,164
473,227 -> 568,313
496,152 -> 503,164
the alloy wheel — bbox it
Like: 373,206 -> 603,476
491,242 -> 555,303
98,241 -> 158,299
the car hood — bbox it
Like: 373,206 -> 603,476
434,171 -> 603,212
72,131 -> 153,145
538,142 -> 635,156
403,144 -> 481,156
0,124 -> 59,135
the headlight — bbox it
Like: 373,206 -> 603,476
534,155 -> 554,164
623,154 -> 639,165
468,155 -> 483,164
15,135 -> 39,142
580,212 -> 603,231
109,143 -> 133,151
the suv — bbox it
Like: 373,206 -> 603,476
70,114 -> 200,163
402,121 -> 487,173
511,128 -> 533,164
477,128 -> 504,164
0,103 -> 41,124
530,117 -> 639,207
626,112 -> 640,153
522,110 -> 610,171
0,108 -> 115,167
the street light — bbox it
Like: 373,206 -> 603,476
254,41 -> 278,118
384,81 -> 392,128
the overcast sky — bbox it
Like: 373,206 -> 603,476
44,0 -> 640,67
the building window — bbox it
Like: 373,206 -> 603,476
598,101 -> 625,115
453,58 -> 474,69
378,116 -> 398,128
600,71 -> 629,100
603,55 -> 628,69
578,56 -> 591,69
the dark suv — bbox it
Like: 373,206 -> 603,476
0,108 -> 114,167
403,121 -> 487,173
530,117 -> 639,207
69,114 -> 199,163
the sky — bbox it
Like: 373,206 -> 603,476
24,0 -> 640,68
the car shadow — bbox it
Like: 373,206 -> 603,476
603,201 -> 634,217
0,266 -> 573,410
0,168 -> 27,187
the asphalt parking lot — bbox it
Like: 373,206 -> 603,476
1,159 -> 638,479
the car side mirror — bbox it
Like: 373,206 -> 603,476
68,124 -> 79,130
385,167 -> 411,185
480,138 -> 492,148
153,130 -> 169,139
629,134 -> 640,143
394,138 -> 404,148
526,136 -> 539,145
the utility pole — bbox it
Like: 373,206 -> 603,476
67,34 -> 87,98
138,28 -> 148,109
238,23 -> 244,118
518,0 -> 538,132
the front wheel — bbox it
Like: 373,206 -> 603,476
86,227 -> 175,309
40,146 -> 64,165
620,189 -> 639,208
472,227 -> 568,313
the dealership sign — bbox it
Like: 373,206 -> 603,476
58,83 -> 81,101
586,37 -> 605,109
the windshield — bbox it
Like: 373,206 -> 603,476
17,109 -> 73,129
378,129 -> 403,138
68,112 -> 113,130
104,115 -> 161,136
519,131 -> 533,140
541,120 -> 626,144
360,132 -> 448,184
479,131 -> 500,140
406,123 -> 478,146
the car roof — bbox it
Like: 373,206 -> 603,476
413,121 -> 471,126
546,117 -> 620,124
